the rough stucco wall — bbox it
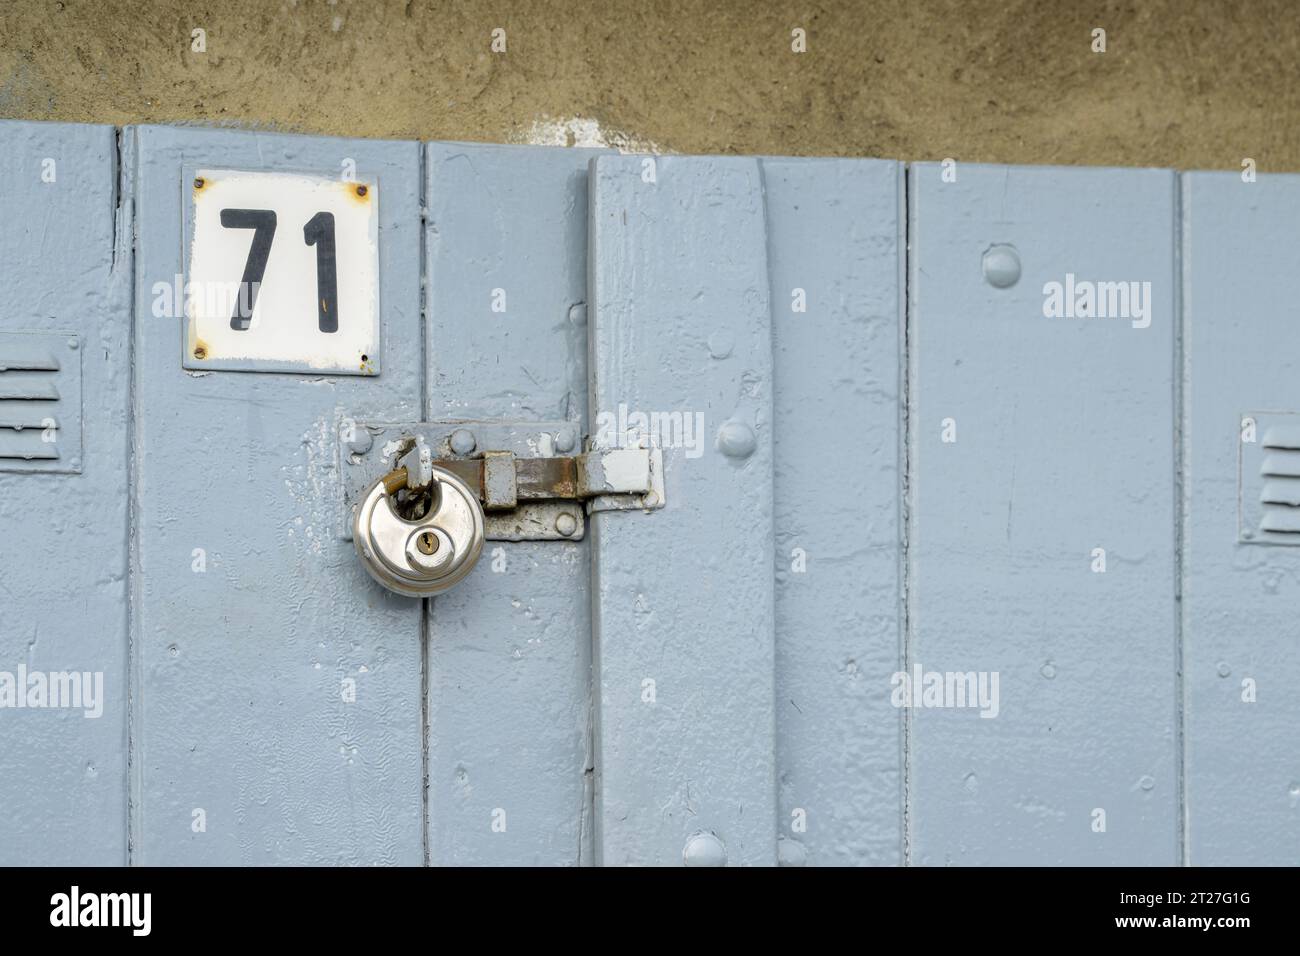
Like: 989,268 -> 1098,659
1,0 -> 1298,169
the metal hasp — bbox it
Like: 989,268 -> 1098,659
341,421 -> 664,544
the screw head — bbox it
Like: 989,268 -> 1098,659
555,512 -> 577,537
554,428 -> 577,453
982,244 -> 1021,288
449,428 -> 477,455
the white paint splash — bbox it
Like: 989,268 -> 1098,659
518,115 -> 664,154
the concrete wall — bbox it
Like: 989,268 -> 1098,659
2,0 -> 1299,170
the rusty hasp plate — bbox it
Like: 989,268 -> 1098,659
428,456 -> 580,505
578,446 -> 664,512
338,420 -> 663,542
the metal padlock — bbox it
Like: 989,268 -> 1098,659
353,465 -> 485,597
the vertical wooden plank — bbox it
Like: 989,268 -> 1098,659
132,126 -> 424,864
588,155 -> 777,866
908,163 -> 1179,864
0,121 -> 128,865
424,143 -> 605,865
765,157 -> 905,865
1181,172 -> 1300,865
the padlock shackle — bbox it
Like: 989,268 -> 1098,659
382,467 -> 408,495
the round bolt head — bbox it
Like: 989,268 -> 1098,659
682,831 -> 727,867
343,424 -> 373,456
554,428 -> 577,453
707,330 -> 735,359
717,420 -> 757,459
555,512 -> 578,537
777,837 -> 807,867
982,244 -> 1021,288
449,428 -> 477,455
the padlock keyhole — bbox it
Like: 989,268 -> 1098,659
416,531 -> 439,555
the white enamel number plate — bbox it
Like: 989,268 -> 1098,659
184,168 -> 380,375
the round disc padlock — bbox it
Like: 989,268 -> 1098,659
353,465 -> 485,597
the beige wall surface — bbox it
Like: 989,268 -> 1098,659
1,0 -> 1298,169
